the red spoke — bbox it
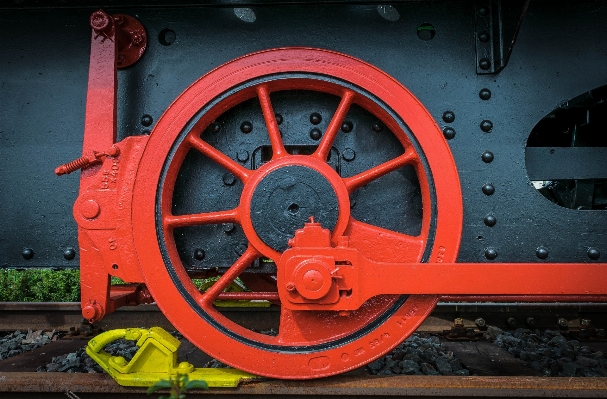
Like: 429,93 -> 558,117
256,84 -> 286,159
345,217 -> 425,263
313,90 -> 355,160
344,149 -> 416,193
187,134 -> 250,182
164,209 -> 239,229
200,245 -> 260,306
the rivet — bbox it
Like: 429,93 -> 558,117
442,111 -> 455,123
63,247 -> 76,260
240,121 -> 253,133
485,247 -> 497,260
478,31 -> 490,42
223,223 -> 235,233
506,317 -> 517,327
480,120 -> 493,132
81,199 -> 101,219
484,214 -> 496,227
237,150 -> 249,163
309,128 -> 322,140
479,88 -> 491,100
481,151 -> 494,163
482,184 -> 495,196
536,246 -> 549,260
342,148 -> 356,162
478,6 -> 488,16
372,122 -> 384,133
141,114 -> 153,127
588,247 -> 600,260
21,248 -> 34,260
479,58 -> 491,70
209,122 -> 221,133
443,127 -> 456,140
235,243 -> 248,256
310,113 -> 322,125
341,121 -> 353,133
222,173 -> 236,186
275,114 -> 283,125
194,248 -> 205,260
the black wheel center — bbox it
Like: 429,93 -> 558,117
250,165 -> 339,252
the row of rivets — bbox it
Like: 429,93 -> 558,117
21,247 -> 76,260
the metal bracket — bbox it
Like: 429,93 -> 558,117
475,0 -> 530,74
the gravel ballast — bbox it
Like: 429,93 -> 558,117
367,333 -> 470,376
1,329 -> 57,360
484,326 -> 607,377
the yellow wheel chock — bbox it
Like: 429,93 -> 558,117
86,327 -> 257,387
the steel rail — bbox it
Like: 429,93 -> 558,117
1,301 -> 606,332
1,372 -> 607,398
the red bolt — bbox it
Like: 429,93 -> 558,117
286,282 -> 296,292
81,199 -> 100,219
90,10 -> 111,33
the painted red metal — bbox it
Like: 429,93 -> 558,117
66,10 -> 148,323
131,48 -> 462,378
277,221 -> 607,311
67,16 -> 606,378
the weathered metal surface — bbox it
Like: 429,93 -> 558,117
2,372 -> 607,397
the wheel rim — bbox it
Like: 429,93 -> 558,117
132,48 -> 463,379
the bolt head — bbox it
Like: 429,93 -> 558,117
475,317 -> 486,327
309,128 -> 322,140
341,121 -> 353,133
237,150 -> 250,163
443,127 -> 456,140
479,58 -> 491,70
588,247 -> 600,260
372,122 -> 384,133
480,120 -> 493,132
342,148 -> 356,162
63,247 -> 76,260
484,214 -> 497,227
141,114 -> 153,127
286,282 -> 296,292
131,33 -> 144,46
223,223 -> 235,233
90,10 -> 110,32
558,318 -> 568,327
81,199 -> 101,219
485,247 -> 497,260
479,88 -> 492,100
506,317 -> 518,327
482,184 -> 495,196
222,173 -> 236,186
536,246 -> 549,260
21,248 -> 34,260
525,317 -> 536,327
310,113 -> 322,125
240,121 -> 253,134
481,151 -> 494,163
209,122 -> 221,133
193,248 -> 205,260
442,111 -> 455,123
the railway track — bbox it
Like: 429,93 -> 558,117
2,302 -> 607,398
3,372 -> 607,398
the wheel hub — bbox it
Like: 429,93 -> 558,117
250,164 -> 339,251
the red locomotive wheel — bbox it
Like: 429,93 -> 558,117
132,48 -> 463,379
